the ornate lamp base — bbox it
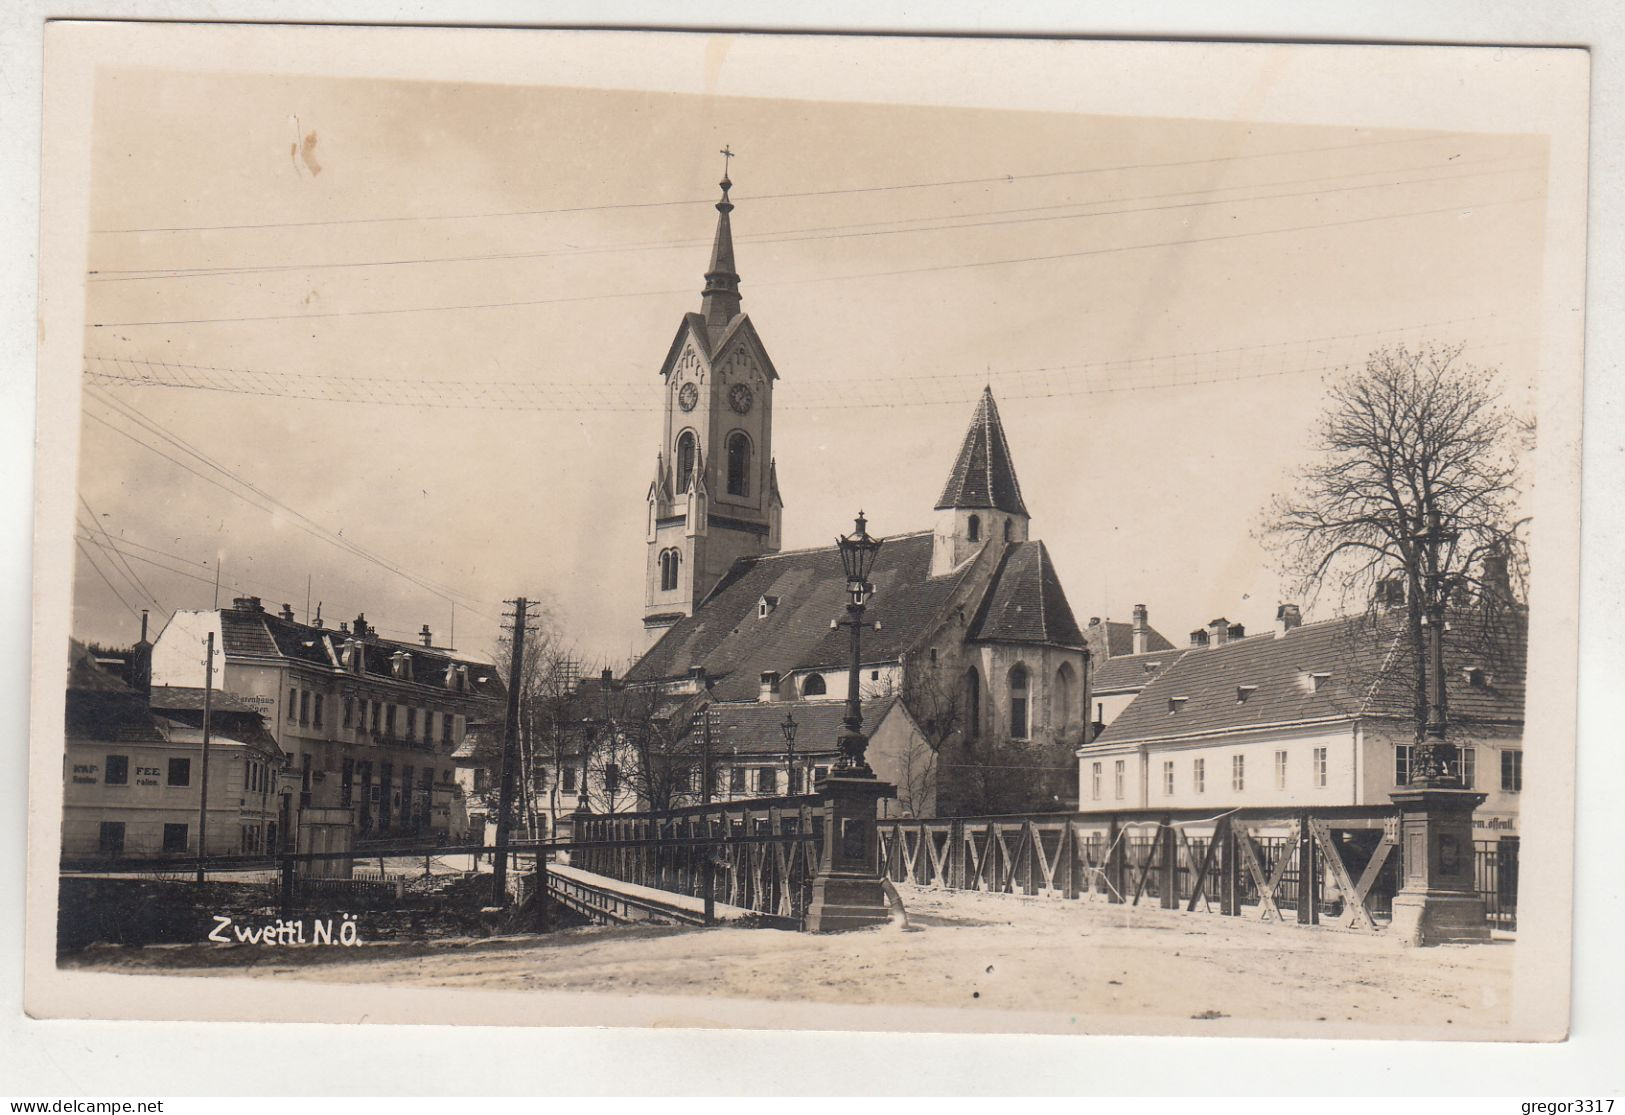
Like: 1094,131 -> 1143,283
805,772 -> 896,933
1389,786 -> 1491,946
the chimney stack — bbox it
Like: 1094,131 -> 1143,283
129,608 -> 153,700
1481,552 -> 1514,605
232,595 -> 264,613
759,671 -> 780,703
279,602 -> 295,622
1131,604 -> 1149,655
1275,603 -> 1302,637
420,624 -> 433,647
1207,618 -> 1230,646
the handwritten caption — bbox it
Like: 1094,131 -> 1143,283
208,914 -> 361,947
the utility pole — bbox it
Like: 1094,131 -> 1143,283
699,672 -> 714,805
492,596 -> 530,901
195,631 -> 215,884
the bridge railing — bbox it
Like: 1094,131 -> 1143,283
876,807 -> 1514,931
570,795 -> 826,925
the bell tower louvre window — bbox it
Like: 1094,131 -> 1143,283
726,431 -> 751,497
676,432 -> 697,494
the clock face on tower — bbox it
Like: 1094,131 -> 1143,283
678,382 -> 699,412
728,383 -> 754,415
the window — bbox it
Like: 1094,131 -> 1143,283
289,688 -> 299,721
1313,747 -> 1328,788
965,667 -> 981,739
1008,664 -> 1029,740
1274,750 -> 1288,790
162,823 -> 189,854
370,699 -> 381,733
967,515 -> 981,542
726,431 -> 751,497
532,765 -> 549,791
300,690 -> 310,725
660,549 -> 681,592
604,763 -> 620,798
342,697 -> 353,729
341,758 -> 354,807
473,768 -> 489,794
406,708 -> 418,740
676,431 -> 697,493
98,821 -> 125,855
1232,754 -> 1245,792
1460,747 -> 1477,789
166,757 -> 190,787
1395,745 -> 1412,787
562,766 -> 578,793
789,766 -> 804,795
313,693 -> 324,728
1053,663 -> 1075,731
1162,760 -> 1175,796
814,766 -> 830,783
1501,749 -> 1523,792
104,754 -> 128,785
730,767 -> 747,794
801,674 -> 827,697
1193,757 -> 1206,793
1003,518 -> 1013,542
1091,762 -> 1102,800
1113,760 -> 1125,800
443,715 -> 455,746
385,704 -> 397,737
756,767 -> 778,794
424,711 -> 436,742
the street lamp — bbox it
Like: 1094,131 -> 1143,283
834,511 -> 884,775
576,717 -> 594,813
780,709 -> 799,794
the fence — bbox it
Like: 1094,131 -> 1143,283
877,808 -> 1517,932
570,794 -> 826,926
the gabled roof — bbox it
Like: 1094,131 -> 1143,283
1092,647 -> 1186,695
65,640 -> 165,742
1085,619 -> 1177,661
934,387 -> 1028,516
1091,610 -> 1526,747
148,685 -> 259,714
969,541 -> 1086,648
626,531 -> 977,702
702,698 -> 898,757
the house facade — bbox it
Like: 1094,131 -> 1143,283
149,597 -> 503,844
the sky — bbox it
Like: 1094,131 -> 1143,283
70,65 -> 1548,669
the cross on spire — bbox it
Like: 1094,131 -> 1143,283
719,144 -> 735,180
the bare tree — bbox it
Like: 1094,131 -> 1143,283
1261,342 -> 1529,748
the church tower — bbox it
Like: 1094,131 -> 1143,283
643,164 -> 783,648
931,386 -> 1030,576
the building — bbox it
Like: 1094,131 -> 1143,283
1083,605 -> 1182,734
1077,602 -> 1526,838
149,596 -> 504,844
621,171 -> 1174,815
62,640 -> 287,862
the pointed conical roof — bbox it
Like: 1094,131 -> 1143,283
700,175 -> 741,331
934,387 -> 1028,515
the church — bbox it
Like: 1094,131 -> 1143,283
621,167 -> 1174,816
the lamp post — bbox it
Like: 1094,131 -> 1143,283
1388,502 -> 1490,945
805,511 -> 898,932
834,510 -> 884,776
576,718 -> 594,815
780,710 -> 798,794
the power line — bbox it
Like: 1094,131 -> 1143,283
77,496 -> 163,610
80,395 -> 501,622
82,317 -> 1518,414
75,538 -> 144,621
89,131 -> 1466,235
88,158 -> 1532,283
86,191 -> 1542,329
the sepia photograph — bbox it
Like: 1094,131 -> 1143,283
22,22 -> 1590,1053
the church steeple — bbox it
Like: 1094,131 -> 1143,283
700,157 -> 742,332
931,386 -> 1031,576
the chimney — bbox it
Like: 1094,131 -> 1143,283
339,621 -> 349,635
312,602 -> 324,629
353,613 -> 373,640
232,595 -> 264,613
279,603 -> 295,622
759,671 -> 780,703
420,624 -> 433,647
1275,603 -> 1302,637
1207,618 -> 1230,646
1131,604 -> 1149,655
129,609 -> 153,700
1481,552 -> 1513,605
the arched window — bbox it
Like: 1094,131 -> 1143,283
1009,664 -> 1029,740
726,431 -> 751,497
1053,662 -> 1076,733
967,514 -> 981,542
659,549 -> 681,592
801,674 -> 827,697
1003,518 -> 1013,542
964,667 -> 981,740
676,431 -> 697,494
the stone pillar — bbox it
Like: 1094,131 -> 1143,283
1388,786 -> 1490,945
805,773 -> 896,932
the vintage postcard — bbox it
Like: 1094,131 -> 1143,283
25,23 -> 1588,1042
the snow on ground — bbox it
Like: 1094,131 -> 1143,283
64,884 -> 1513,1032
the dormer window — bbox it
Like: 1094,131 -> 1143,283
1464,666 -> 1490,688
758,594 -> 780,619
1302,671 -> 1332,693
1236,685 -> 1258,704
1144,661 -> 1162,674
1168,696 -> 1187,714
391,652 -> 414,683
